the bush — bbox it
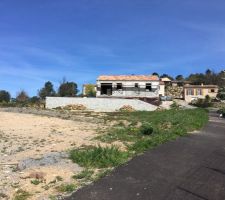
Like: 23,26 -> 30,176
170,101 -> 180,110
139,123 -> 154,135
70,146 -> 129,168
191,95 -> 212,108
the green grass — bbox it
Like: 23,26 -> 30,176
13,190 -> 32,200
69,108 -> 208,186
98,109 -> 208,145
73,169 -> 94,180
70,146 -> 130,168
55,183 -> 76,193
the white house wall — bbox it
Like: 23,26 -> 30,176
96,80 -> 160,98
46,97 -> 158,112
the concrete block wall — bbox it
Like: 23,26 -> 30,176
46,97 -> 157,112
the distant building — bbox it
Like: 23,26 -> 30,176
161,77 -> 172,86
96,75 -> 164,98
184,84 -> 218,103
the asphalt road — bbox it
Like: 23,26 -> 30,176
66,111 -> 225,200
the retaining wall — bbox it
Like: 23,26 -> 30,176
46,97 -> 157,112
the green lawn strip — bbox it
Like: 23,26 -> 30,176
69,108 -> 208,188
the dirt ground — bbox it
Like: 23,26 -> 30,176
0,109 -> 103,200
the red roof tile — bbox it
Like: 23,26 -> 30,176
97,75 -> 159,81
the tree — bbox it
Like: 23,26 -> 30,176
152,72 -> 159,77
0,90 -> 11,102
175,75 -> 184,81
160,74 -> 174,80
84,84 -> 96,97
187,73 -> 205,85
205,69 -> 212,76
16,90 -> 29,102
29,96 -> 40,104
38,81 -> 56,99
58,81 -> 78,97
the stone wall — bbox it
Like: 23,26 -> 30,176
46,97 -> 157,112
165,86 -> 184,98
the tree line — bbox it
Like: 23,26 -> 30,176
153,69 -> 225,87
0,80 -> 80,103
0,69 -> 225,103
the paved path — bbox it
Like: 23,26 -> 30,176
66,112 -> 225,200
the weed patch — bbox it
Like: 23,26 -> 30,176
70,146 -> 130,168
73,169 -> 94,180
13,189 -> 32,200
55,183 -> 76,193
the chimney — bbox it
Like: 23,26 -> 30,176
201,83 -> 204,86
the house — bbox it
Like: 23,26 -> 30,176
96,75 -> 164,98
184,84 -> 218,103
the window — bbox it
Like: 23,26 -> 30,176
116,83 -> 122,90
210,89 -> 215,93
186,89 -> 194,95
146,83 -> 152,91
196,89 -> 202,95
135,83 -> 139,88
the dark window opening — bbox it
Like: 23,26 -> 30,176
135,83 -> 139,88
116,83 -> 122,90
101,83 -> 112,95
146,83 -> 152,91
211,89 -> 215,93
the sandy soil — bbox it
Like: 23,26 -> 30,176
0,111 -> 101,200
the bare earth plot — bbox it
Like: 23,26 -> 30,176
0,110 -> 102,200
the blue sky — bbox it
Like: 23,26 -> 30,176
0,0 -> 225,96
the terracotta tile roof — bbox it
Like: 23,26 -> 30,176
97,75 -> 159,81
184,84 -> 218,88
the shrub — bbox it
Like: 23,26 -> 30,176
13,189 -> 32,200
139,123 -> 154,135
170,101 -> 180,110
70,146 -> 129,168
191,96 -> 212,108
31,179 -> 41,185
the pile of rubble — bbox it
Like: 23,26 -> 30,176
119,105 -> 136,112
58,104 -> 87,111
